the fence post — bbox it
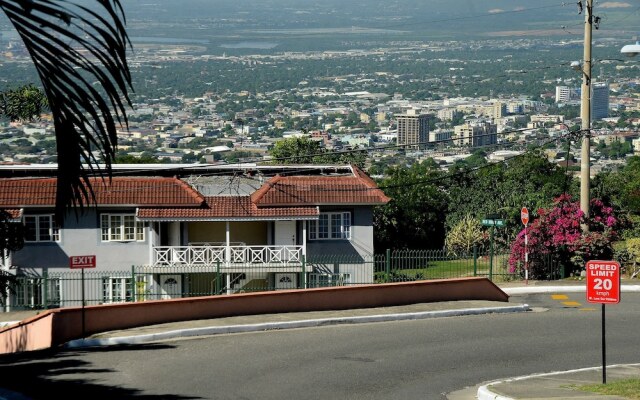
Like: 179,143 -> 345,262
385,248 -> 391,283
473,245 -> 477,277
489,225 -> 494,281
43,269 -> 48,309
216,261 -> 221,295
300,255 -> 306,289
131,265 -> 136,302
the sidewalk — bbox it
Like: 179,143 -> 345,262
474,364 -> 640,400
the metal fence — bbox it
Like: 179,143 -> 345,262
3,248 -> 523,311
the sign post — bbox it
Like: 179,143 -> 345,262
481,217 -> 505,280
586,260 -> 621,384
521,207 -> 529,285
70,255 -> 96,338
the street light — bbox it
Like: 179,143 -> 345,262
621,41 -> 640,57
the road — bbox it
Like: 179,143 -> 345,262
0,292 -> 639,400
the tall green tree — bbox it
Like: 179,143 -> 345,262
1,0 -> 133,223
268,137 -> 366,168
0,84 -> 48,121
374,160 -> 448,250
446,150 -> 572,249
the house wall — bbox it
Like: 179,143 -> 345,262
187,221 -> 268,245
13,209 -> 150,273
305,206 -> 375,259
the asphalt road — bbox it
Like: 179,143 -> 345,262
1,292 -> 639,400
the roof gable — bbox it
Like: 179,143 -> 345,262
0,177 -> 205,207
251,167 -> 390,206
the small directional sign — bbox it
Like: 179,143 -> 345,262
482,219 -> 505,227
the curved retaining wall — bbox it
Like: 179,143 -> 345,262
0,277 -> 508,354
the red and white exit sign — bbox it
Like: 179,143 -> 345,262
586,260 -> 621,304
69,255 -> 96,269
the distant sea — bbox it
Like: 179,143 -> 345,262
220,42 -> 279,49
130,36 -> 209,44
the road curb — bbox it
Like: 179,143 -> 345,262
64,304 -> 530,349
503,284 -> 640,295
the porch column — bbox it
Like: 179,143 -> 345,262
302,221 -> 307,256
169,222 -> 181,246
148,223 -> 158,267
225,221 -> 231,265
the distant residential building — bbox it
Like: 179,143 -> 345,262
396,109 -> 429,149
506,101 -> 523,114
555,86 -> 573,103
530,114 -> 565,124
429,129 -> 453,144
341,135 -> 373,148
437,107 -> 459,121
555,86 -> 581,104
454,121 -> 497,148
591,82 -> 610,120
311,131 -> 331,147
492,101 -> 506,120
633,137 -> 640,154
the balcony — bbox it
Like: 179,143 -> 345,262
152,245 -> 304,268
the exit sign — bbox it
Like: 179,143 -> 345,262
69,255 -> 96,269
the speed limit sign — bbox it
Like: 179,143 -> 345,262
586,260 -> 621,304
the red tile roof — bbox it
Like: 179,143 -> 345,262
0,177 -> 205,207
137,196 -> 319,220
251,167 -> 390,206
0,208 -> 22,221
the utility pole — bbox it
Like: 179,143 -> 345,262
580,0 -> 593,231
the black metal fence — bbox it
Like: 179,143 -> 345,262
2,248 -> 530,311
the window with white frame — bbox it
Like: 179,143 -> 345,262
14,277 -> 61,309
102,277 -> 133,303
24,215 -> 60,242
101,214 -> 144,242
308,212 -> 351,240
309,273 -> 351,288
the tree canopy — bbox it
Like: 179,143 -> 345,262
268,137 -> 366,168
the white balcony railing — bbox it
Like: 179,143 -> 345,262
152,245 -> 304,267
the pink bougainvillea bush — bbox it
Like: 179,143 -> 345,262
508,194 -> 621,279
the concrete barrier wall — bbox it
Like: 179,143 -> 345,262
0,312 -> 54,354
0,277 -> 508,354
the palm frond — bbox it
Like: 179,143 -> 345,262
0,0 -> 133,224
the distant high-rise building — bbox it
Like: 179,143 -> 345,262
556,86 -> 572,103
492,101 -> 506,120
396,109 -> 429,149
555,86 -> 580,103
591,82 -> 609,120
454,121 -> 497,148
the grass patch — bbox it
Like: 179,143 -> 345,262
576,379 -> 640,399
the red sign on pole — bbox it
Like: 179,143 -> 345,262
69,255 -> 96,269
521,207 -> 529,226
586,260 -> 621,304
